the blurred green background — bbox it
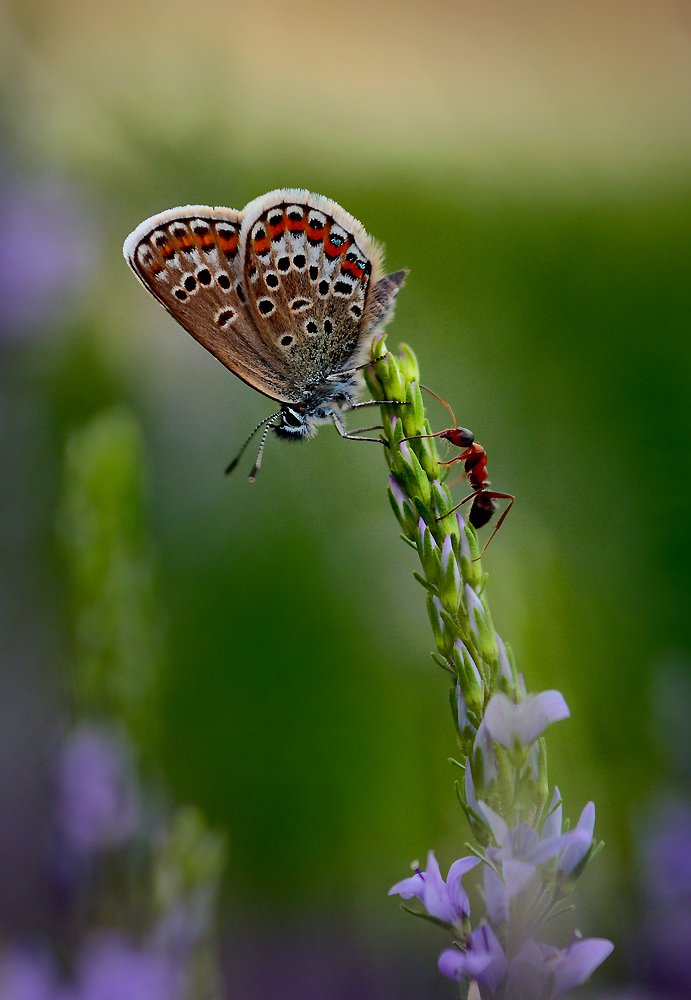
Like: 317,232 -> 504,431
2,0 -> 691,995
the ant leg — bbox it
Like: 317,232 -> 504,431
438,447 -> 475,467
435,488 -> 483,521
475,494 -> 515,559
434,490 -> 514,557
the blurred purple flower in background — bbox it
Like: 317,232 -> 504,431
636,797 -> 691,998
0,161 -> 95,341
0,947 -> 59,1000
0,935 -> 184,1000
56,726 -> 139,855
71,934 -> 184,1000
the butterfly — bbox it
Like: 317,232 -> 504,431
123,189 -> 407,479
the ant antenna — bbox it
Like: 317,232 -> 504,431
225,411 -> 281,480
419,383 -> 458,429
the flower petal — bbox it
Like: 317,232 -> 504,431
550,937 -> 614,995
484,691 -> 570,749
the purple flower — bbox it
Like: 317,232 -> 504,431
0,948 -> 61,1000
438,922 -> 508,992
465,584 -> 486,642
641,798 -> 691,905
484,691 -> 570,750
439,926 -> 613,998
56,726 -> 139,854
636,796 -> 691,992
456,512 -> 472,562
558,801 -> 595,877
72,935 -> 184,1000
472,716 -> 500,787
0,164 -> 95,341
478,804 -> 570,919
515,936 -> 614,998
495,634 -> 513,686
389,850 -> 480,926
388,474 -> 407,513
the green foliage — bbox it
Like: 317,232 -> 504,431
59,408 -> 164,753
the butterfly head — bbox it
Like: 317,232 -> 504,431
273,406 -> 317,441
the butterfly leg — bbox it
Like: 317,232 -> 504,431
331,412 -> 384,444
325,354 -> 389,382
349,399 -> 408,409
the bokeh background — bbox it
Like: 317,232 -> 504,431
2,0 -> 691,996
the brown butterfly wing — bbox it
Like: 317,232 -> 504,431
238,191 -> 386,391
123,206 -> 297,404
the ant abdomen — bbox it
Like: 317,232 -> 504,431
470,494 -> 499,529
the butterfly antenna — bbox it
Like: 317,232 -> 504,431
225,412 -> 280,478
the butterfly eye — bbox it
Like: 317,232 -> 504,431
283,408 -> 303,427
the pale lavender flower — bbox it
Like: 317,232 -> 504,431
484,690 -> 570,750
456,512 -> 472,562
388,850 -> 480,926
56,726 -> 139,854
438,922 -> 507,992
439,926 -> 613,998
558,801 -> 595,877
465,584 -> 486,642
495,634 -> 513,686
388,474 -> 408,515
480,805 -> 565,901
472,786 -> 595,917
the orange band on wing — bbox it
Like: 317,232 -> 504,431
324,230 -> 352,259
218,230 -> 240,257
341,259 -> 366,281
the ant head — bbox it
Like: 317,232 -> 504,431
443,427 -> 474,448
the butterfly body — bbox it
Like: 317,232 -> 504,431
124,189 -> 406,474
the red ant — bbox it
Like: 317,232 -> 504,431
401,386 -> 514,558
